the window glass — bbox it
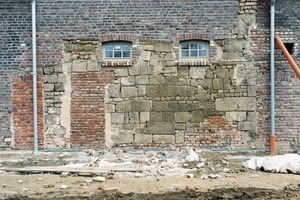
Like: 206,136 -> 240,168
123,51 -> 131,57
181,51 -> 189,57
190,51 -> 198,57
181,44 -> 189,49
103,42 -> 132,59
114,51 -> 122,58
191,44 -> 198,49
105,51 -> 113,58
105,45 -> 113,51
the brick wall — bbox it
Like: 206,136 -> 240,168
12,76 -> 44,150
9,0 -> 300,151
71,71 -> 114,148
254,0 -> 300,153
0,1 -> 32,149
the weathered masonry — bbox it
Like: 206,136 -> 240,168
1,0 -> 300,153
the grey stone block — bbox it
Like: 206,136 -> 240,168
44,67 -> 54,75
129,65 -> 141,75
114,68 -> 128,76
213,79 -> 223,90
135,75 -> 149,85
125,100 -> 152,112
175,123 -> 186,130
87,61 -> 101,71
44,84 -> 54,92
44,75 -> 58,83
45,115 -> 57,125
72,61 -> 87,72
153,42 -> 172,52
121,76 -> 135,86
238,122 -> 256,131
137,85 -> 147,96
190,111 -> 203,123
108,84 -> 120,97
149,75 -> 165,85
152,101 -> 168,112
134,134 -> 152,144
112,132 -> 133,143
150,112 -> 162,122
225,112 -> 246,121
175,112 -> 190,122
162,112 -> 174,122
216,69 -> 229,78
190,67 -> 208,79
153,135 -> 175,143
115,102 -> 125,112
110,113 -> 125,124
216,97 -> 256,111
145,122 -> 175,134
169,102 -> 195,112
55,83 -> 64,92
122,87 -> 137,98
140,112 -> 150,124
175,132 -> 185,143
125,112 -> 139,124
54,65 -> 63,73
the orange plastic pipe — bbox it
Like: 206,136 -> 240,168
275,35 -> 300,79
270,135 -> 276,156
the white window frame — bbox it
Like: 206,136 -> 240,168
103,42 -> 132,59
180,40 -> 209,59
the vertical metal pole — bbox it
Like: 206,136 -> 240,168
270,0 -> 276,156
32,0 -> 38,152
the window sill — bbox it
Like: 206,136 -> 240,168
179,59 -> 210,66
101,59 -> 133,67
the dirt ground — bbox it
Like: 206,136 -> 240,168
1,150 -> 300,200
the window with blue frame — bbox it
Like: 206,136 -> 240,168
103,42 -> 132,59
180,41 -> 209,58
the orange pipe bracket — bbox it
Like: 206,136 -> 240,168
275,35 -> 300,79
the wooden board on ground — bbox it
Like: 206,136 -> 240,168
4,166 -> 149,176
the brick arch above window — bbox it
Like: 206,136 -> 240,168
99,34 -> 137,67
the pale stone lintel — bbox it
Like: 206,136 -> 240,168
102,59 -> 133,67
179,59 -> 210,66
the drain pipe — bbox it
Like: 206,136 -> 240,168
32,0 -> 38,153
270,0 -> 276,156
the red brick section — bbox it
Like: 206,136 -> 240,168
12,75 -> 44,150
185,116 -> 246,148
70,71 -> 115,149
251,0 -> 271,150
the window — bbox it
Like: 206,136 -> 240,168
284,43 -> 294,55
103,42 -> 132,59
180,41 -> 209,58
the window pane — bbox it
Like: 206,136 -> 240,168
123,44 -> 130,50
114,45 -> 121,50
105,51 -> 113,58
199,44 -> 207,50
105,45 -> 113,51
114,51 -> 122,58
123,51 -> 131,57
199,50 -> 207,57
181,44 -> 189,49
191,43 -> 198,49
190,51 -> 198,57
181,51 -> 189,57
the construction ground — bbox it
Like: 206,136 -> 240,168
1,148 -> 300,200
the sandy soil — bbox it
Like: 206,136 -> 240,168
1,150 -> 300,199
